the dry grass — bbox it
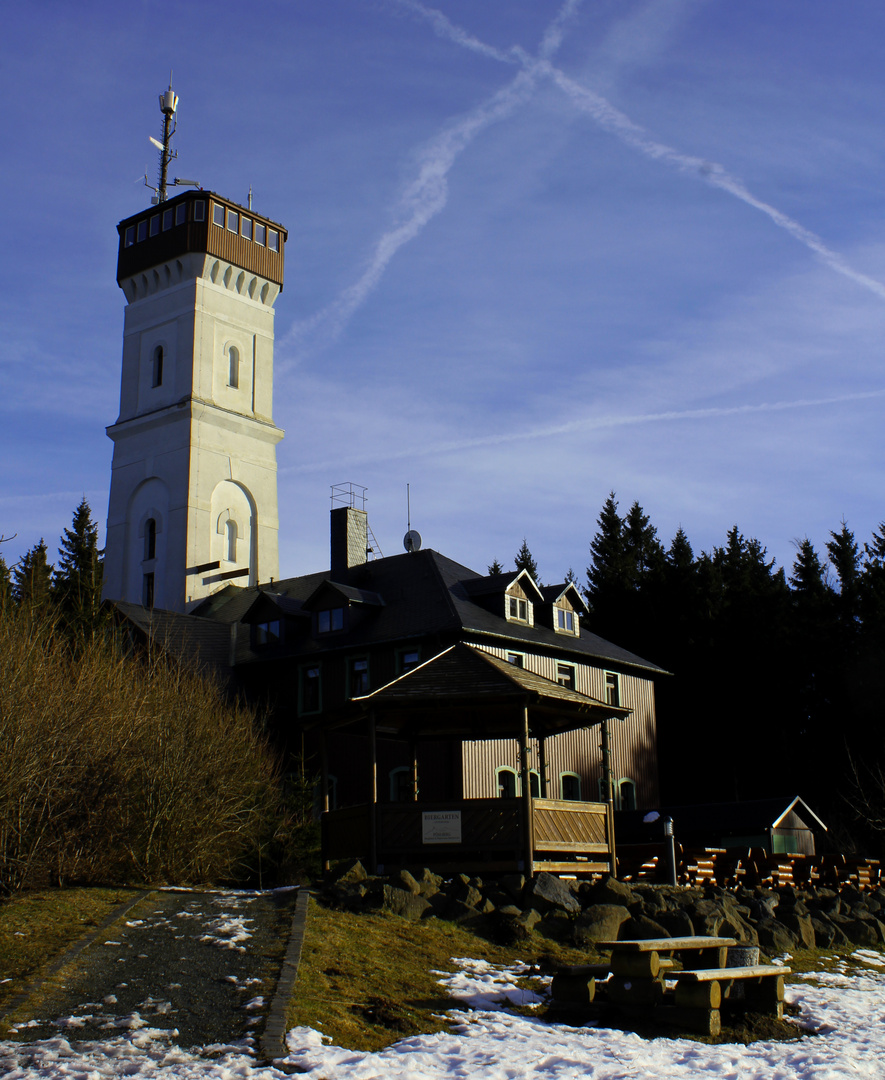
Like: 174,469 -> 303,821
0,887 -> 138,1015
286,898 -> 593,1052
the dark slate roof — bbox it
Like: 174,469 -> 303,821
149,547 -> 666,675
112,600 -> 232,673
540,583 -> 589,615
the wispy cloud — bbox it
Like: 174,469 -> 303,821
402,2 -> 885,304
281,1 -> 582,366
286,387 -> 885,475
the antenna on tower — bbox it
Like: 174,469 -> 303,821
142,79 -> 201,204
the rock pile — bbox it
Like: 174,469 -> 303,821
323,860 -> 885,952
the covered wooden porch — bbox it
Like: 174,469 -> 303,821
316,643 -> 631,877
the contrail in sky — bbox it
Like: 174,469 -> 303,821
408,1 -> 885,304
281,1 -> 583,365
284,388 -> 885,475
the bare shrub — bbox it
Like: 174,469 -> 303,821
0,609 -> 285,893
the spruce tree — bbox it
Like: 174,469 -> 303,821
585,492 -> 626,621
514,539 -> 539,583
827,521 -> 861,633
0,555 -> 11,614
54,498 -> 104,645
12,540 -> 53,609
487,559 -> 504,576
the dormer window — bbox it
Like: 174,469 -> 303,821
254,620 -> 281,647
507,595 -> 531,624
555,606 -> 578,635
318,607 -> 345,633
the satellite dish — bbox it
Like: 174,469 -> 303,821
403,529 -> 422,553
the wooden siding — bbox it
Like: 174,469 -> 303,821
462,645 -> 660,808
117,192 -> 286,286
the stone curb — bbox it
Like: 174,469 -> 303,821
260,886 -> 311,1067
0,888 -> 153,1030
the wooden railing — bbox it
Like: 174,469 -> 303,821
322,797 -> 614,876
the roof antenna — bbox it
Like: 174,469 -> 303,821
144,78 -> 201,204
403,483 -> 422,553
248,185 -> 253,210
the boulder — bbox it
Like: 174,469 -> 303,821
687,899 -> 727,936
329,858 -> 368,885
394,869 -> 422,895
572,904 -> 632,943
778,911 -> 816,950
620,913 -> 670,940
378,885 -> 432,920
589,876 -> 637,907
755,917 -> 798,954
525,872 -> 581,915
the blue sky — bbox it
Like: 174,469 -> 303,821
2,0 -> 884,586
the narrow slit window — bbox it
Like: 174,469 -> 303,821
228,345 -> 239,389
227,209 -> 239,233
254,222 -> 266,246
149,216 -> 160,237
124,226 -> 135,247
175,203 -> 187,225
241,217 -> 252,240
162,209 -> 173,231
144,518 -> 157,561
194,200 -> 206,222
225,519 -> 237,563
151,346 -> 164,388
268,229 -> 279,252
137,220 -> 148,242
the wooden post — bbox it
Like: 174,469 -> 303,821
410,739 -> 419,801
369,712 -> 378,874
520,705 -> 535,876
601,718 -> 617,875
320,727 -> 330,873
538,735 -> 548,798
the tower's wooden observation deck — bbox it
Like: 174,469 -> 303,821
116,190 -> 287,287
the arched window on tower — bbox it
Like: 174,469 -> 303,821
144,518 -> 157,561
228,346 -> 239,389
152,346 -> 164,388
225,519 -> 238,563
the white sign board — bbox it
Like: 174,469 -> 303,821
422,810 -> 462,844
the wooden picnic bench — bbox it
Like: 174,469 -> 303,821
579,936 -> 790,1036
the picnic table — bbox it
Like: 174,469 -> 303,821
554,936 -> 790,1036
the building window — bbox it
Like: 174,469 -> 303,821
213,203 -> 225,227
151,346 -> 164,388
162,208 -> 173,231
124,225 -> 135,247
556,607 -> 577,634
398,649 -> 420,674
605,671 -> 620,707
175,202 -> 187,225
268,229 -> 279,252
506,652 -> 524,668
317,607 -> 344,633
149,215 -> 160,237
194,200 -> 206,222
299,665 -> 321,714
349,658 -> 369,697
556,663 -> 576,690
225,519 -> 237,563
254,620 -> 281,647
529,770 -> 540,798
137,219 -> 148,242
142,572 -> 154,609
227,209 -> 239,233
507,595 -> 529,623
619,779 -> 636,812
496,767 -> 518,798
241,217 -> 253,241
254,222 -> 266,246
560,773 -> 582,801
228,346 -> 239,389
144,518 -> 157,562
389,766 -> 413,802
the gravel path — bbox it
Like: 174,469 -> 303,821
4,888 -> 298,1059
